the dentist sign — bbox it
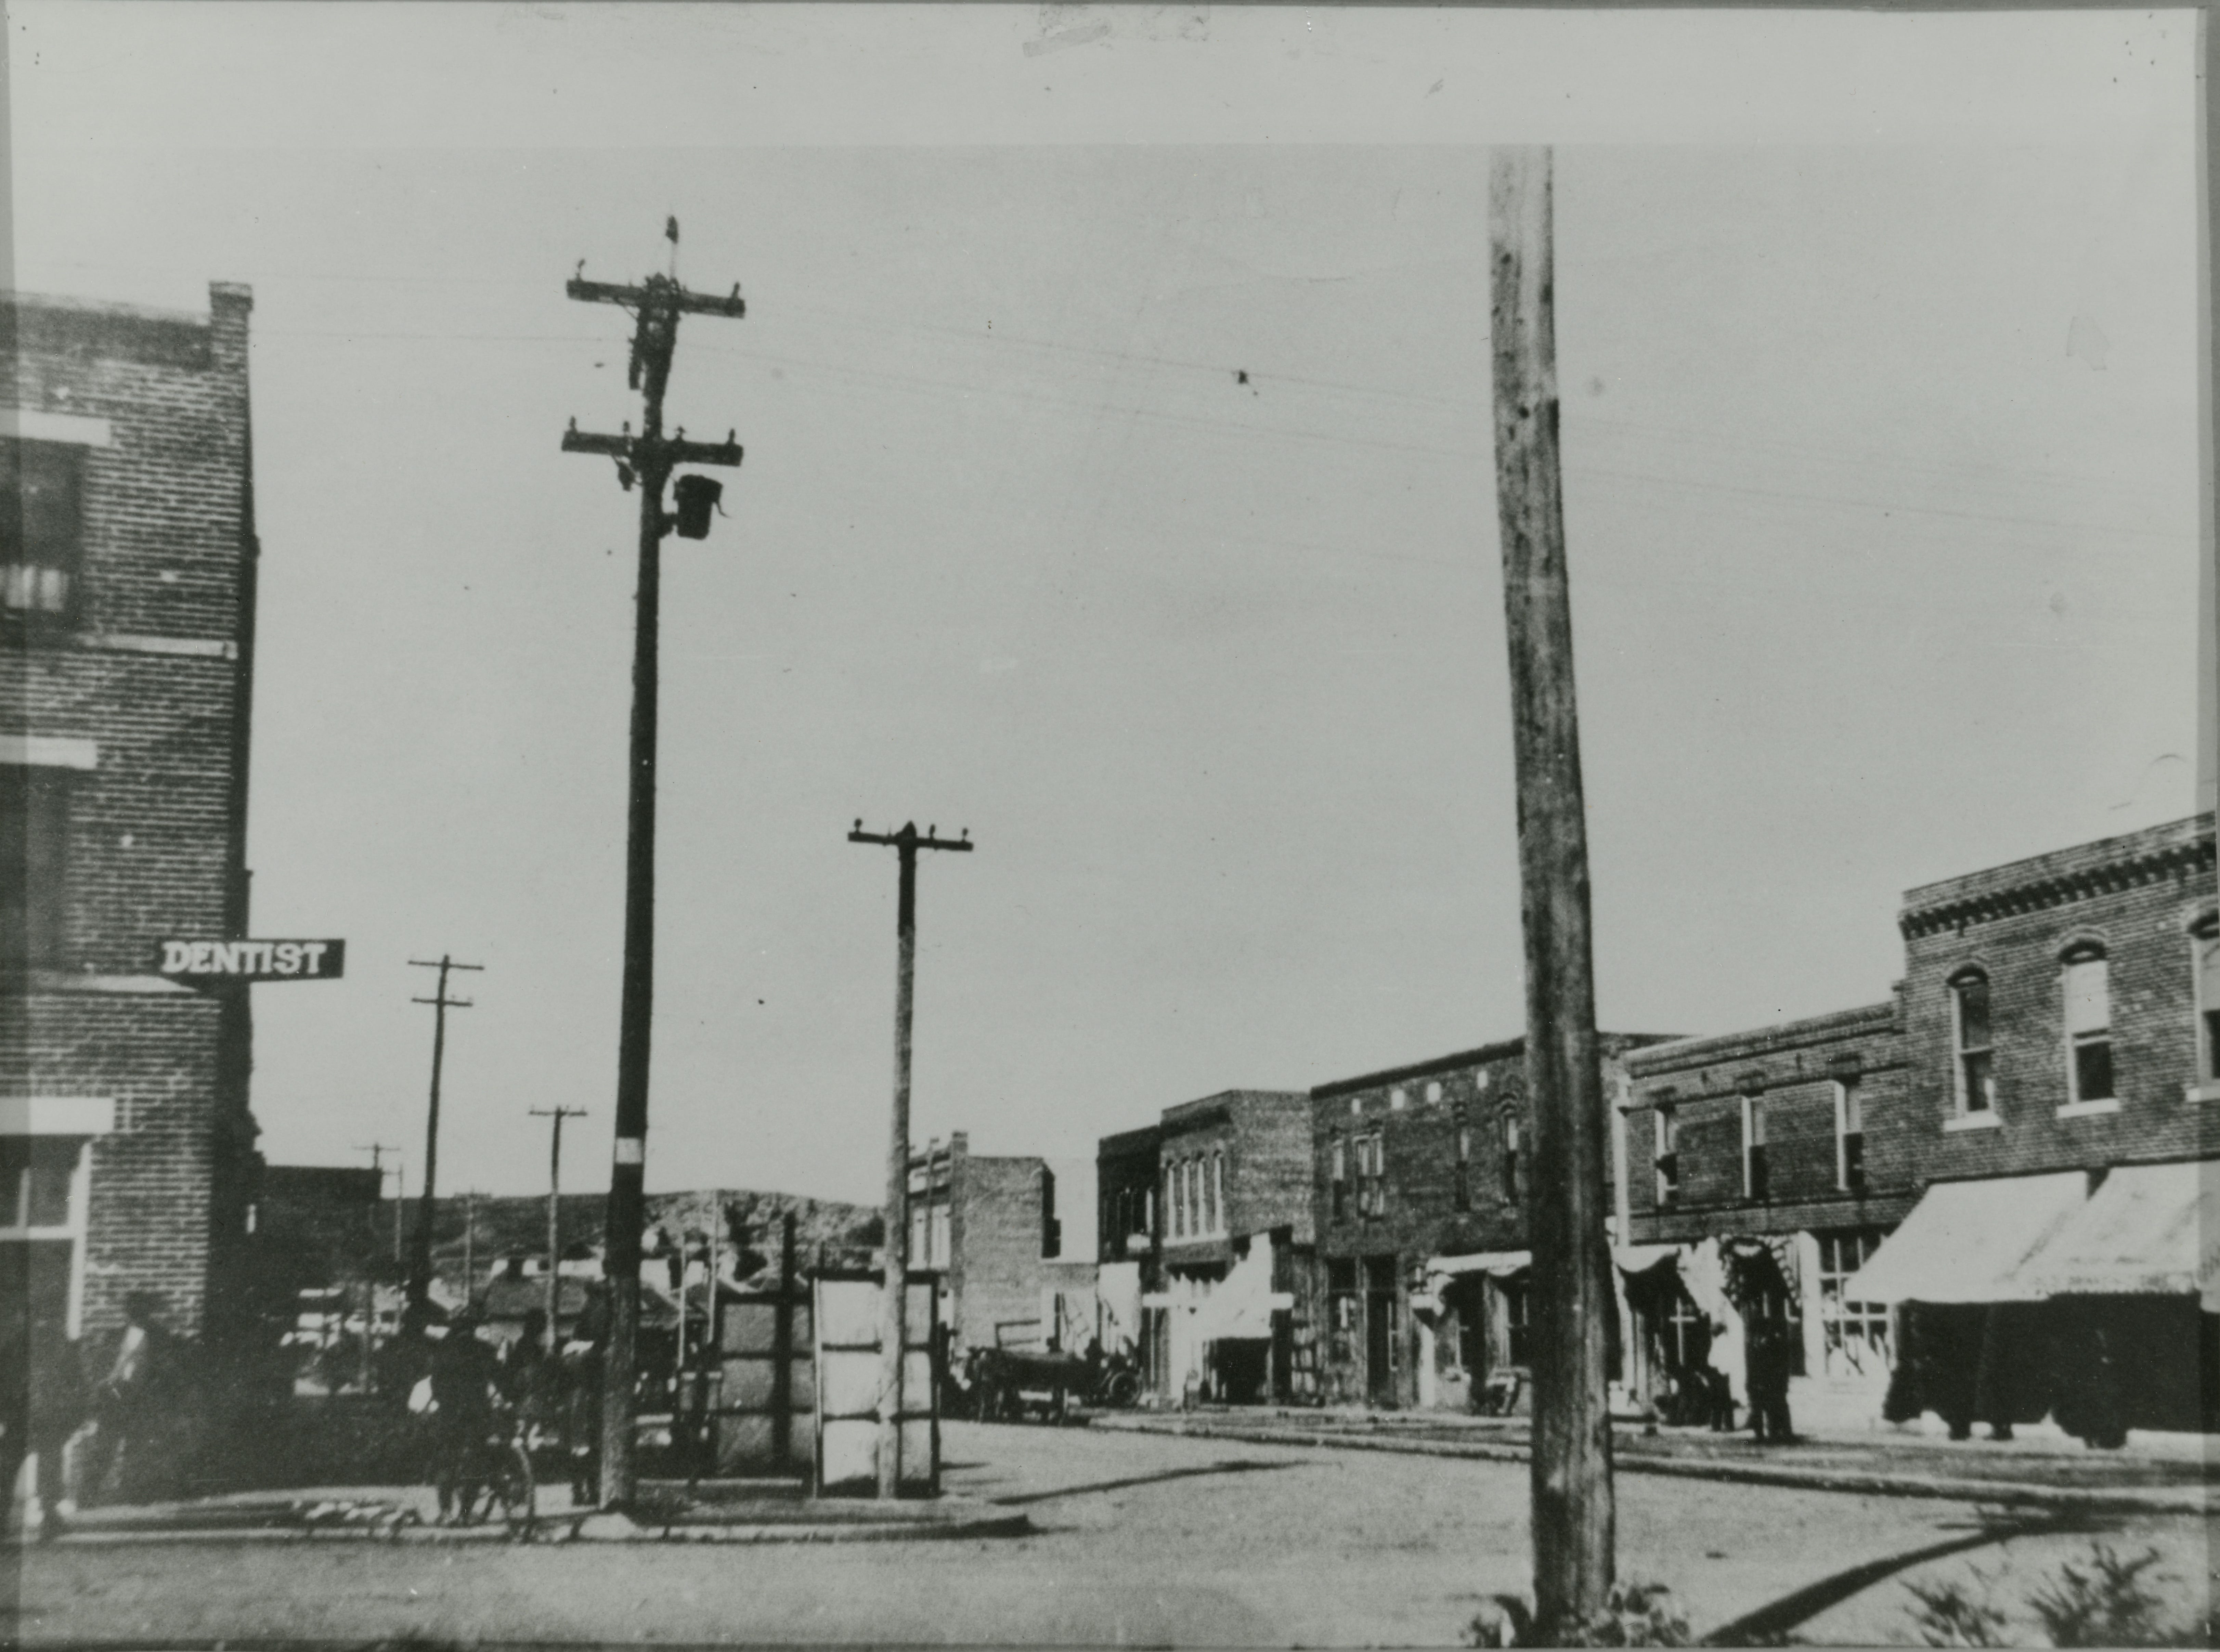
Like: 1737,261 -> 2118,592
157,938 -> 346,983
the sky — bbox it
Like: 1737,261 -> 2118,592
6,4 -> 2206,1207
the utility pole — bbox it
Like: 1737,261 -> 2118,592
407,955 -> 483,1309
1489,146 -> 1615,1634
562,218 -> 748,1509
847,820 -> 972,1499
531,1107 -> 588,1353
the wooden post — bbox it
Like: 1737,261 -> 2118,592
848,821 -> 972,1498
1489,145 -> 1617,1635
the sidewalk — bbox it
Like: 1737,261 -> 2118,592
8,1479 -> 1029,1547
1089,1407 -> 2216,1514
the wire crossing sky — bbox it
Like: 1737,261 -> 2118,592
9,5 -> 2203,1204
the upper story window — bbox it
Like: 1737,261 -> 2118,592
1164,1165 -> 1180,1239
1041,1166 -> 1061,1259
1835,1080 -> 1865,1194
0,764 -> 71,971
1742,1096 -> 1769,1203
1329,1135 -> 1349,1221
1653,1107 -> 1680,1207
1452,1113 -> 1471,1212
1950,970 -> 1996,1115
1354,1134 -> 1386,1218
2061,945 -> 2115,1105
1500,1110 -> 1524,1205
2,441 -> 85,625
2194,913 -> 2220,1083
1210,1151 -> 1225,1236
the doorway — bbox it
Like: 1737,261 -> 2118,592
1364,1257 -> 1397,1406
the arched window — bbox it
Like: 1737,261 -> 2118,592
1950,970 -> 1995,1115
2192,912 -> 2219,1085
2060,944 -> 2115,1106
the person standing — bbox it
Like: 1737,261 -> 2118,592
1747,1317 -> 1794,1444
79,1292 -> 174,1506
426,1310 -> 503,1525
2,1304 -> 85,1537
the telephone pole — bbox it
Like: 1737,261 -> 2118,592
1489,146 -> 1614,1634
407,955 -> 482,1309
562,219 -> 748,1509
847,820 -> 972,1499
531,1107 -> 588,1352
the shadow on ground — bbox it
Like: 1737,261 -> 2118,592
1701,1511 -> 2107,1645
989,1457 -> 1300,1507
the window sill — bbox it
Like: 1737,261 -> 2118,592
2187,1082 -> 2220,1104
1943,1112 -> 2002,1133
2055,1098 -> 2120,1119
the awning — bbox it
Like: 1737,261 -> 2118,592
1614,1244 -> 1682,1277
1427,1250 -> 1532,1282
1842,1171 -> 2087,1305
2009,1159 -> 2220,1302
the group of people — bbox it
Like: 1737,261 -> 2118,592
407,1303 -> 606,1523
1654,1313 -> 1797,1444
2,1291 -> 186,1537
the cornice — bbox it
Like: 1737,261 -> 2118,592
1899,831 -> 2215,940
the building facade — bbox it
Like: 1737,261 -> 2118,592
907,1132 -> 1099,1358
1309,1035 -> 1673,1413
1852,812 -> 2220,1436
1,285 -> 262,1350
1621,814 -> 2219,1436
1622,1001 -> 1911,1427
1142,1089 -> 1313,1405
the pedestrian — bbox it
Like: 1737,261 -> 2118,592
562,1287 -> 608,1508
2,1303 -> 85,1538
1747,1318 -> 1793,1444
78,1291 -> 175,1506
426,1309 -> 503,1525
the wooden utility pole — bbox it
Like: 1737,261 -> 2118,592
562,219 -> 747,1508
847,820 -> 972,1498
406,956 -> 481,1309
1489,146 -> 1615,1634
531,1107 -> 588,1352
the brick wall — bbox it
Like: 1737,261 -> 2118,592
1,285 -> 257,1342
950,1150 -> 1057,1352
1898,814 -> 2218,1183
1624,1002 -> 1917,1245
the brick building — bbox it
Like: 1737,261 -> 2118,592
1141,1089 -> 1312,1405
1846,812 -> 2219,1435
1622,1002 -> 1910,1427
1094,1122 -> 1161,1368
906,1132 -> 1098,1358
1,285 -> 264,1350
1310,1035 -> 1673,1412
1621,814 -> 2219,1436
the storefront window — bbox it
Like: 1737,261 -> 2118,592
1817,1228 -> 1891,1378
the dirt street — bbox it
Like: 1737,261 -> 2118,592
10,1420 -> 2208,1645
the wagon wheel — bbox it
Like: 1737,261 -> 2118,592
1102,1369 -> 1140,1409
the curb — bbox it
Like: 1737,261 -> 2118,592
10,1503 -> 1032,1549
1089,1417 -> 2211,1516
